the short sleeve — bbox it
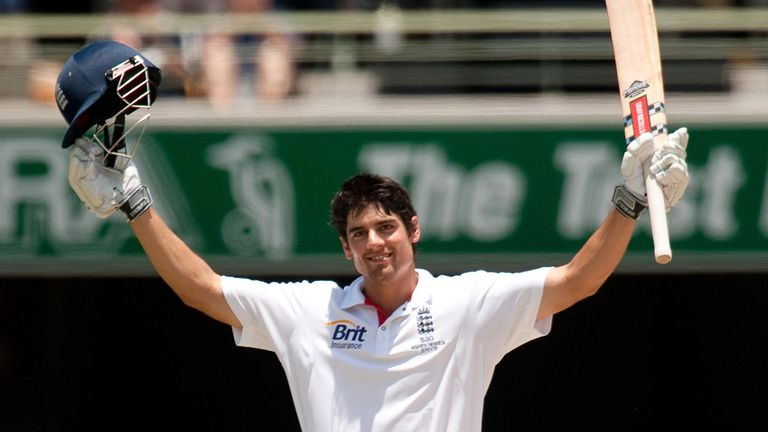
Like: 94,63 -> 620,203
222,276 -> 337,352
468,267 -> 553,361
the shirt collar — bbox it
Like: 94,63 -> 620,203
340,275 -> 367,309
408,268 -> 433,311
340,268 -> 434,312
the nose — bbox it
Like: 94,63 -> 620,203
367,230 -> 385,247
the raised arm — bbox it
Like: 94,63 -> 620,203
538,128 -> 689,319
131,208 -> 240,327
68,138 -> 241,328
539,208 -> 635,319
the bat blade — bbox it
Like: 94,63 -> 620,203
606,0 -> 672,264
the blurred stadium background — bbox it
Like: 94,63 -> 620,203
1,1 -> 767,430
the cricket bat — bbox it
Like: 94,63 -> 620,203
605,0 -> 672,264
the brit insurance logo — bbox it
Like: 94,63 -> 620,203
326,319 -> 368,350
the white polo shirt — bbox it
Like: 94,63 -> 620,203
222,267 -> 553,432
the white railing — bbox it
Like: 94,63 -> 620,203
0,8 -> 767,35
0,8 -> 765,106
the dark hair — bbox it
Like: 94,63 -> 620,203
330,173 -> 417,241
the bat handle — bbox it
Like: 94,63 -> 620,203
643,158 -> 672,264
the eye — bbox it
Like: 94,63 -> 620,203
379,222 -> 396,232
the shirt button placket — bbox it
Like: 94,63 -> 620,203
376,325 -> 388,354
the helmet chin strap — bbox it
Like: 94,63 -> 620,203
103,113 -> 126,169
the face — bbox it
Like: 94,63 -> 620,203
341,204 -> 420,285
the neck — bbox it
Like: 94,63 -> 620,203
363,269 -> 419,316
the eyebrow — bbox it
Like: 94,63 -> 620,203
346,215 -> 400,234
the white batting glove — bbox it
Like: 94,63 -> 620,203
613,133 -> 652,220
620,132 -> 655,202
68,138 -> 153,222
651,127 -> 689,210
620,128 -> 689,211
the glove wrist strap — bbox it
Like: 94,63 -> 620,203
119,185 -> 152,222
612,184 -> 647,220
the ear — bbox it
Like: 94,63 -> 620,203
410,216 -> 421,244
340,236 -> 353,260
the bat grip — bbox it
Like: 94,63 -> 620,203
643,158 -> 671,264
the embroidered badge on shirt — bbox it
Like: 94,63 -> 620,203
416,306 -> 434,334
411,306 -> 446,354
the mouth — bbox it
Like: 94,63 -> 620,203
367,252 -> 392,263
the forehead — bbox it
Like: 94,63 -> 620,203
346,204 -> 399,228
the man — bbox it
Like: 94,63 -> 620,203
60,35 -> 689,432
67,127 -> 688,432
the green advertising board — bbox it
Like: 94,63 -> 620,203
1,125 -> 766,276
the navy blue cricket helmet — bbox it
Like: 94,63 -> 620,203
55,40 -> 162,149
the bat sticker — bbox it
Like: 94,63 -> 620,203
630,95 -> 650,136
622,80 -> 650,98
623,96 -> 668,144
623,101 -> 665,127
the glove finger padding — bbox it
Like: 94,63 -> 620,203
651,128 -> 689,210
620,132 -> 655,200
68,138 -> 122,219
68,138 -> 152,222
